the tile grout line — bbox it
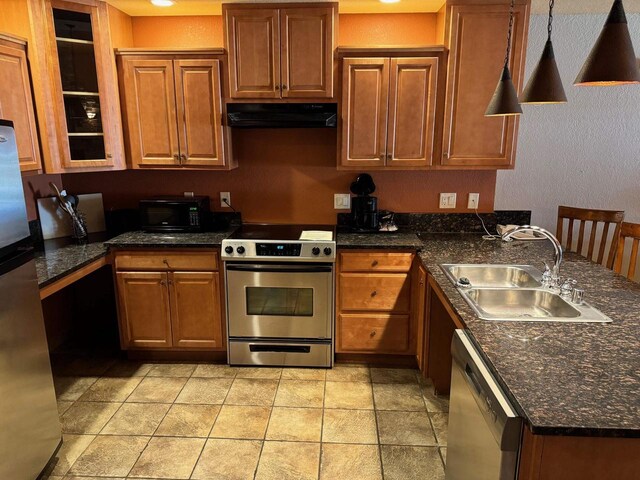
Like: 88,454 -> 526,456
252,369 -> 282,480
317,374 -> 328,480
369,368 -> 387,480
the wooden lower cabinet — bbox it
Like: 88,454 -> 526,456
170,272 -> 223,349
336,250 -> 417,355
422,274 -> 464,394
116,272 -> 173,349
114,251 -> 225,351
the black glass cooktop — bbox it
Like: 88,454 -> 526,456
227,224 -> 335,241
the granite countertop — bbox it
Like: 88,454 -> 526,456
105,229 -> 238,249
336,231 -> 423,249
35,241 -> 109,288
418,233 -> 640,438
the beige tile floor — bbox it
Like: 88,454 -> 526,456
42,357 -> 449,480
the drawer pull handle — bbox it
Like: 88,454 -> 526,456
370,330 -> 376,338
371,260 -> 379,267
371,290 -> 377,297
163,259 -> 170,268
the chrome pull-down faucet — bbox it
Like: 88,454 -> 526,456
501,225 -> 564,286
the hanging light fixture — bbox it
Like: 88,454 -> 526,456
485,0 -> 522,116
520,0 -> 567,104
575,0 -> 640,86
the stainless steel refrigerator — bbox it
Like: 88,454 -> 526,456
0,120 -> 62,479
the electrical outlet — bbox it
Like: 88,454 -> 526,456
220,192 -> 231,208
183,191 -> 194,198
439,193 -> 457,209
468,193 -> 480,210
334,193 -> 351,210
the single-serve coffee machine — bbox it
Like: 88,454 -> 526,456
350,174 -> 379,232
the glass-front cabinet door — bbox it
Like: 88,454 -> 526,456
45,0 -> 125,171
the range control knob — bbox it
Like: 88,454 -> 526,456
224,246 -> 234,254
236,246 -> 246,254
323,247 -> 333,256
312,247 -> 321,255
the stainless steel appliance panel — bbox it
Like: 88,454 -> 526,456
226,263 -> 333,339
228,341 -> 332,367
0,257 -> 62,479
446,330 -> 522,480
0,122 -> 30,249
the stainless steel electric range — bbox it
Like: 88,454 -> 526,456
221,225 -> 336,367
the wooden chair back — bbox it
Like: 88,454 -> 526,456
556,206 -> 625,269
614,222 -> 640,280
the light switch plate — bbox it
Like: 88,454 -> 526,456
439,193 -> 457,209
334,193 -> 351,210
468,193 -> 480,210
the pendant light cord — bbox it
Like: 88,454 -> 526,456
503,0 -> 516,68
547,0 -> 555,41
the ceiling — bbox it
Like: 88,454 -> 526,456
107,0 -> 640,17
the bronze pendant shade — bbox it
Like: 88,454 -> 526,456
575,0 -> 640,86
520,39 -> 567,104
485,65 -> 523,116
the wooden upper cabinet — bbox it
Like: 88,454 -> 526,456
42,0 -> 126,172
387,57 -> 438,168
441,3 -> 529,168
0,35 -> 42,172
116,271 -> 173,349
169,272 -> 224,349
120,58 -> 179,166
340,58 -> 389,168
225,7 -> 281,99
174,59 -> 226,167
117,51 -> 234,170
280,7 -> 334,98
338,51 -> 442,170
224,3 -> 336,100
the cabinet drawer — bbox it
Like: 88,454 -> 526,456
115,251 -> 219,271
338,314 -> 410,353
340,252 -> 414,272
339,273 -> 410,312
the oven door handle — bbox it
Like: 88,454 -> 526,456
226,264 -> 333,273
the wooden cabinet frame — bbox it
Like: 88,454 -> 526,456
39,0 -> 126,172
0,34 -> 42,172
337,47 -> 446,171
223,2 -> 337,101
116,49 -> 235,170
114,250 -> 226,351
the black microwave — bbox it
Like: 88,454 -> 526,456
139,196 -> 210,233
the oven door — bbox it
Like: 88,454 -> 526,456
226,263 -> 333,340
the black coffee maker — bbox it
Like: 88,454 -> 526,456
350,174 -> 379,232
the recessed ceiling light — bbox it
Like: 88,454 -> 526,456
151,0 -> 174,6
380,0 -> 401,4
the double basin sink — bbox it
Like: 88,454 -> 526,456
441,264 -> 612,323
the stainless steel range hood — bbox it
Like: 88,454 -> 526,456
227,103 -> 337,128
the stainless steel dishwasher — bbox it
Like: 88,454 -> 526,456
446,330 -> 523,480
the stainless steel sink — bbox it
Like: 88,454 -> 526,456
441,264 -> 542,288
460,288 -> 612,323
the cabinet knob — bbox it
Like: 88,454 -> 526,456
173,154 -> 179,161
371,260 -> 379,267
160,280 -> 166,286
371,290 -> 377,297
282,84 -> 287,90
370,330 -> 376,338
379,154 -> 385,161
386,153 -> 392,161
443,152 -> 449,159
106,153 -> 112,158
163,259 -> 170,267
181,154 -> 187,161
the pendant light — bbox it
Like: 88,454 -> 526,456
485,0 -> 522,116
575,0 -> 640,86
520,0 -> 567,104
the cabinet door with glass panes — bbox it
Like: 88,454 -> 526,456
45,0 -> 125,171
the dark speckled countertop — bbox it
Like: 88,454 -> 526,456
35,240 -> 109,288
418,233 -> 640,438
336,231 -> 423,249
104,229 -> 238,249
